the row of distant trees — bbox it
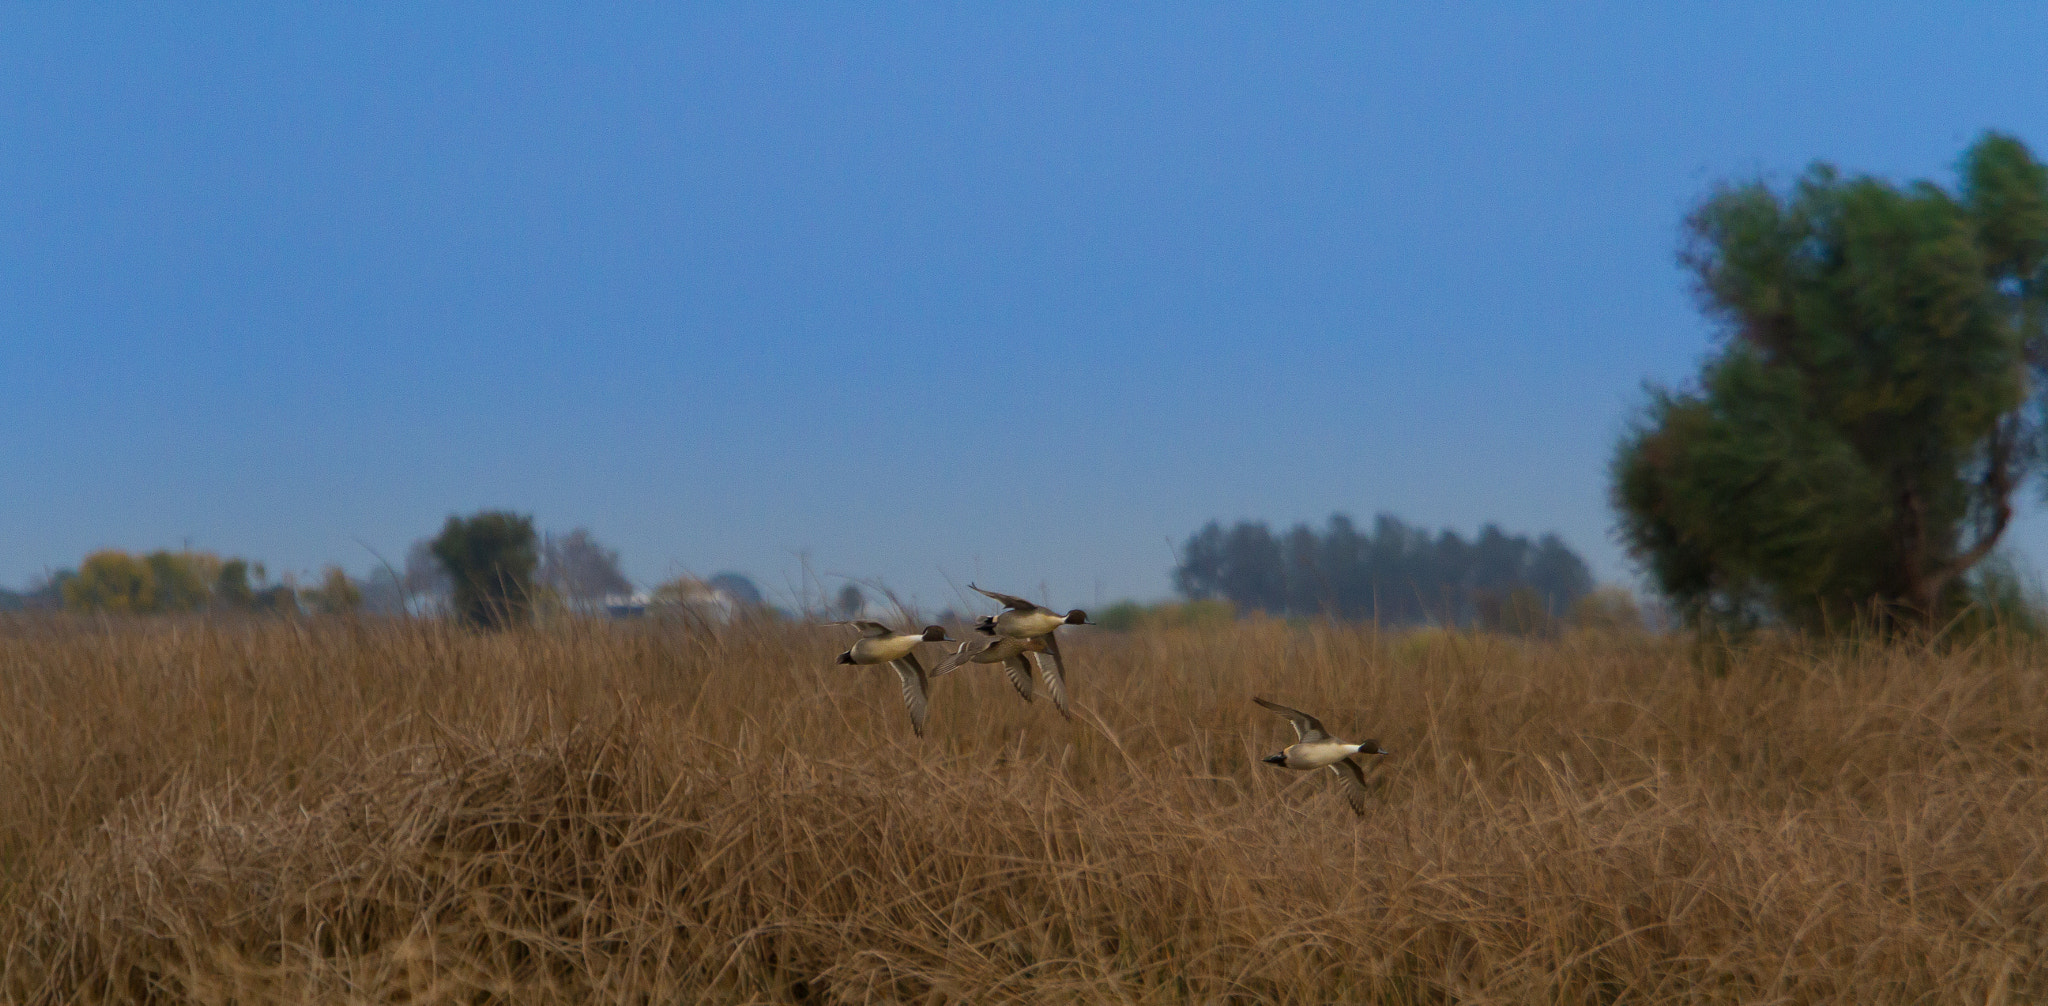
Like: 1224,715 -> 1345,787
9,550 -> 353,616
1172,513 -> 1594,630
395,515 -> 766,627
2,512 -> 767,628
10,510 -> 1598,633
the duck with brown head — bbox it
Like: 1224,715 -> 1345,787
965,584 -> 1090,717
968,586 -> 1089,638
830,620 -> 954,737
931,634 -> 1056,710
1253,697 -> 1389,816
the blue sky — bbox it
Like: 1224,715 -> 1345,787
5,6 -> 2048,611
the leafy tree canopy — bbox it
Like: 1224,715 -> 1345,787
431,511 -> 540,630
63,551 -> 157,613
304,565 -> 363,615
1615,132 -> 2048,629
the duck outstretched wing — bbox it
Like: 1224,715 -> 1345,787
969,583 -> 1039,612
1034,643 -> 1071,719
1253,697 -> 1330,743
830,619 -> 895,638
1329,757 -> 1370,816
1000,653 -> 1035,702
890,658 -> 930,737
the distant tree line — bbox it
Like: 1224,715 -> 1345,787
0,576 -> 64,612
1,511 -> 770,633
400,512 -> 765,628
7,549 -> 360,616
1173,513 -> 1594,629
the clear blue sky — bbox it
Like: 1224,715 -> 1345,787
6,6 -> 2048,611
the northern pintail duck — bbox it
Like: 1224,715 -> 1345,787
932,634 -> 1065,715
1254,697 -> 1388,816
966,584 -> 1088,714
968,583 -> 1090,638
834,621 -> 953,737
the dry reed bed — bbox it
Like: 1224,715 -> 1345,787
0,617 -> 2044,1003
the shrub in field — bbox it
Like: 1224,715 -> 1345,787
431,510 -> 539,629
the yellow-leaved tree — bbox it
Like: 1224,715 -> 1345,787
62,551 -> 155,613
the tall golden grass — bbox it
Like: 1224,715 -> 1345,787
2,616 -> 2045,1003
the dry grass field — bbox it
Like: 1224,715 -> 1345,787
2,616 -> 2045,1004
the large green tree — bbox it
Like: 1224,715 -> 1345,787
1615,132 -> 2048,629
431,511 -> 539,629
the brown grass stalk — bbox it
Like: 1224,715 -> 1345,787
1,616 -> 2044,1003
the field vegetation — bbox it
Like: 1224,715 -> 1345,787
2,616 -> 2045,1003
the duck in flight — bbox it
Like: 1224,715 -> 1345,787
833,621 -> 953,737
966,583 -> 1088,717
1253,697 -> 1388,816
932,634 -> 1064,715
968,583 -> 1089,637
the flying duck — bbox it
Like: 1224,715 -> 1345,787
833,621 -> 952,737
1254,696 -> 1388,816
968,583 -> 1089,638
966,584 -> 1088,713
932,634 -> 1065,715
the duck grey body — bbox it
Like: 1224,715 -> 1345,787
1254,697 -> 1388,815
932,634 -> 1064,714
834,621 -> 952,737
968,583 -> 1089,639
966,584 -> 1087,717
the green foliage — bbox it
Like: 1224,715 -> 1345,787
431,511 -> 539,629
1474,586 -> 1553,636
214,559 -> 255,609
1616,132 -> 2048,631
305,566 -> 363,616
61,550 -> 277,615
252,584 -> 301,617
1095,601 -> 1145,631
63,551 -> 155,613
1174,513 -> 1593,625
1568,587 -> 1647,634
1095,598 -> 1235,631
143,551 -> 213,613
